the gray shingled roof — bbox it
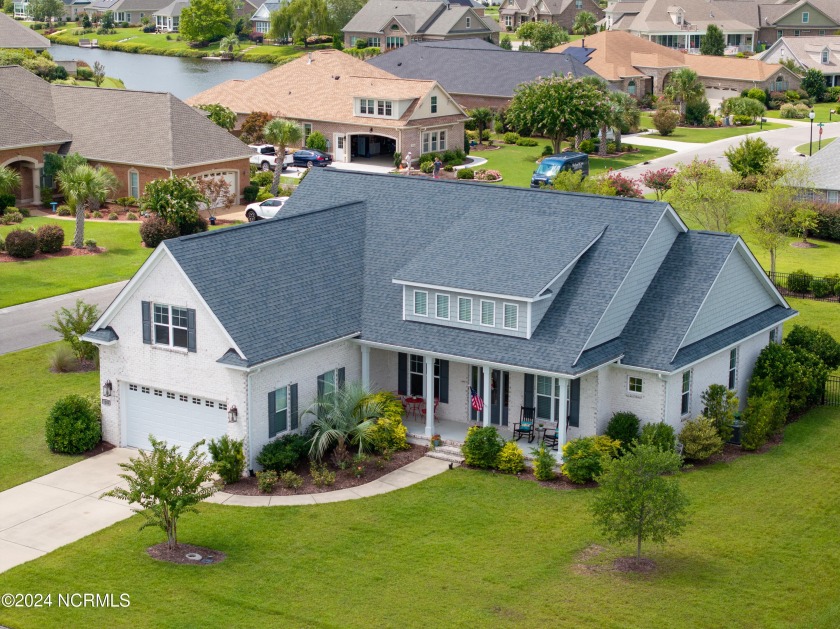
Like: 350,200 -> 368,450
395,212 -> 604,298
343,0 -> 443,34
0,13 -> 50,49
0,66 -> 69,150
368,41 -> 597,96
83,327 -> 119,343
806,134 -> 840,192
164,202 -> 366,368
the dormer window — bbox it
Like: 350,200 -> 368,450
466,16 -> 471,27
822,49 -> 829,64
480,300 -> 495,326
360,99 -> 374,114
414,290 -> 428,316
391,23 -> 399,30
503,303 -> 518,330
458,297 -> 472,322
377,100 -> 392,116
802,11 -> 809,23
436,293 -> 450,319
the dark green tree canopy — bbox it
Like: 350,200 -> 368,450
271,0 -> 333,47
801,68 -> 826,101
699,24 -> 725,56
180,0 -> 235,43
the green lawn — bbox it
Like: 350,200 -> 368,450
639,114 -> 789,142
0,217 -> 152,308
794,136 -> 835,155
0,406 -> 838,627
478,142 -> 674,188
73,76 -> 125,89
0,343 -> 99,492
764,101 -> 839,124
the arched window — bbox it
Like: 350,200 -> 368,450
628,80 -> 636,95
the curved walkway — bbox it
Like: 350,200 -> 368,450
205,457 -> 451,507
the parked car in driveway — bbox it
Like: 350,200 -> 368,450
291,149 -> 332,168
249,144 -> 292,171
244,197 -> 289,221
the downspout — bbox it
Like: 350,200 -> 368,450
658,373 -> 669,424
247,367 -> 261,474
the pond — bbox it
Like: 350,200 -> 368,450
51,44 -> 274,99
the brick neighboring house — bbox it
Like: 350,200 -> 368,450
757,36 -> 840,88
342,0 -> 501,49
0,12 -> 50,51
550,30 -> 801,102
186,49 -> 469,166
367,39 -> 598,109
498,0 -> 603,33
0,65 -> 251,205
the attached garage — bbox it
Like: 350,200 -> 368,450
191,170 -> 238,208
124,383 -> 229,452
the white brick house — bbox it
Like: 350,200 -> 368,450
85,170 -> 795,473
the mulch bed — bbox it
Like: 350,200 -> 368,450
0,246 -> 104,263
84,441 -> 116,459
613,556 -> 657,573
222,444 -> 427,496
147,543 -> 226,566
790,241 -> 819,248
50,358 -> 99,374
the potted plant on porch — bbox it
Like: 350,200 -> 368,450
431,434 -> 442,448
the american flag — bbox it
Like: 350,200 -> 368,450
470,387 -> 484,412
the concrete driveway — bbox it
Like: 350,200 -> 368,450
0,448 -> 136,574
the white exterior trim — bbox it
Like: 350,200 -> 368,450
394,279 -> 540,302
222,332 -> 362,372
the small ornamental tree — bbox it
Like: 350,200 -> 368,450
468,107 -> 494,145
699,24 -> 725,56
800,68 -> 826,102
92,61 -> 105,87
724,136 -> 778,178
590,444 -> 689,560
700,384 -> 738,443
102,436 -> 218,550
607,172 -> 643,198
651,106 -> 680,136
196,103 -> 236,131
722,96 -> 766,122
669,158 -> 739,232
240,111 -> 274,144
641,167 -> 676,201
517,21 -> 569,51
48,299 -> 99,362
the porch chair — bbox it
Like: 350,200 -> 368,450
543,424 -> 559,449
513,406 -> 536,443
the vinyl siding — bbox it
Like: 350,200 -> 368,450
529,264 -> 574,336
682,249 -> 778,347
585,213 -> 679,349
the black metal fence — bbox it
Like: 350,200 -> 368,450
824,376 -> 840,407
767,271 -> 839,302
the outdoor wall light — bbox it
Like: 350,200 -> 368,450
102,380 -> 113,398
227,405 -> 238,423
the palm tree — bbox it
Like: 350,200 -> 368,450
305,383 -> 386,463
468,107 -> 494,145
58,164 -> 116,248
573,11 -> 597,36
263,118 -> 303,195
610,91 -> 641,152
219,34 -> 240,58
0,165 -> 21,198
664,68 -> 704,122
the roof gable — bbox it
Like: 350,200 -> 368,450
0,13 -> 50,49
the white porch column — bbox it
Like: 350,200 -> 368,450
555,377 -> 568,457
360,344 -> 370,390
424,354 -> 435,438
31,166 -> 42,205
482,366 -> 491,427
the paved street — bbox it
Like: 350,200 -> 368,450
0,281 -> 127,355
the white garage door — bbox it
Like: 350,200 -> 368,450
124,383 -> 229,453
192,171 -> 238,208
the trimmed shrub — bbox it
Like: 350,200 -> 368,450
108,212 -> 119,220
787,269 -> 813,293
306,131 -> 328,152
84,239 -> 97,250
780,103 -> 802,119
280,471 -> 303,490
139,215 -> 180,248
57,204 -> 72,216
784,325 -> 840,370
250,170 -> 274,187
606,411 -> 640,450
503,132 -> 520,144
652,107 -> 680,136
92,211 -> 103,219
578,139 -> 595,154
243,184 -> 259,202
367,391 -> 410,453
746,88 -> 766,104
531,442 -> 557,481
474,169 -> 502,181
700,384 -> 737,444
685,98 -> 710,125
639,422 -> 677,453
36,224 -> 65,253
310,462 -> 336,487
256,470 -> 278,493
456,168 -> 475,180
126,212 -> 138,221
207,435 -> 246,484
679,416 -> 723,461
461,425 -> 504,468
256,433 -> 310,473
561,435 -> 620,484
515,137 -> 539,147
420,161 -> 434,174
0,210 -> 23,225
809,278 -> 831,298
751,342 -> 825,412
4,228 -> 38,258
45,394 -> 101,454
496,441 -> 525,474
741,382 -> 788,451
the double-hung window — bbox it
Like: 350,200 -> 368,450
303,123 -> 312,143
802,11 -> 809,23
480,300 -> 495,326
728,348 -> 738,390
503,303 -> 518,330
536,376 -> 564,422
272,386 -> 288,436
153,304 -> 189,348
129,170 -> 139,199
681,370 -> 691,416
436,294 -> 450,319
409,354 -> 425,396
414,290 -> 428,316
458,297 -> 472,322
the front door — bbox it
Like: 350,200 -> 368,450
491,369 -> 509,426
334,134 -> 346,162
470,365 -> 483,422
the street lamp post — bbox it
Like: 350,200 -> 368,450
809,110 -> 816,156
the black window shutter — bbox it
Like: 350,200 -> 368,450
317,374 -> 325,398
290,383 -> 298,430
569,378 -> 580,428
524,373 -> 534,408
187,308 -> 196,353
397,352 -> 407,395
268,390 -> 277,438
438,359 -> 449,403
337,367 -> 345,390
141,301 -> 151,344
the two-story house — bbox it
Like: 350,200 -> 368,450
758,35 -> 840,88
187,49 -> 469,166
84,169 -> 795,472
498,0 -> 604,33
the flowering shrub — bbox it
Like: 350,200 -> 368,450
641,167 -> 676,201
474,169 -> 502,181
607,172 -> 643,198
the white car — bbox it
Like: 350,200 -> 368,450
248,144 -> 293,172
245,197 -> 289,221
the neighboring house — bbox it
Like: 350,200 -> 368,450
12,1 -> 32,19
187,49 -> 469,165
551,30 -> 801,101
605,0 -> 840,54
757,36 -> 840,87
498,0 -> 604,33
63,0 -> 93,19
0,65 -> 251,205
84,169 -> 795,470
86,0 -> 177,24
802,136 -> 840,203
0,13 -> 50,51
367,39 -> 598,108
250,1 -> 281,34
153,0 -> 187,31
342,0 -> 501,49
